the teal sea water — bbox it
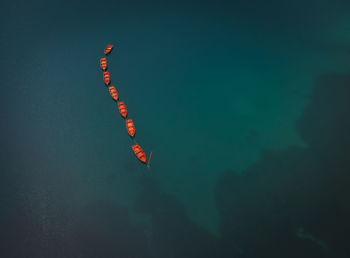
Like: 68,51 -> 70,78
1,0 -> 350,257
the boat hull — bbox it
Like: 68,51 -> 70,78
118,101 -> 127,118
108,86 -> 118,101
104,45 -> 113,55
103,71 -> 111,85
132,144 -> 146,163
126,119 -> 135,137
100,58 -> 107,71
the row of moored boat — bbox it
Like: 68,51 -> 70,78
100,45 -> 151,166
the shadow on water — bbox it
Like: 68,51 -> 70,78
214,71 -> 350,258
134,176 -> 219,258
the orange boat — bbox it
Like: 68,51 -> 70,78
108,86 -> 118,101
103,71 -> 111,85
126,119 -> 135,137
104,45 -> 113,55
132,144 -> 146,163
100,58 -> 107,71
118,101 -> 127,118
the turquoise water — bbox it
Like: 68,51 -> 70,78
1,0 -> 350,257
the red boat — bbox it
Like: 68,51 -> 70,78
100,58 -> 107,71
132,144 -> 146,163
118,101 -> 127,118
103,71 -> 111,85
104,45 -> 113,55
126,119 -> 135,137
108,86 -> 118,101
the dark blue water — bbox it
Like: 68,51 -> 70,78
1,0 -> 350,257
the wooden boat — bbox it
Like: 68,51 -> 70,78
100,58 -> 107,71
132,144 -> 146,163
103,71 -> 111,85
126,119 -> 135,137
108,86 -> 118,101
118,101 -> 127,118
104,45 -> 113,55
